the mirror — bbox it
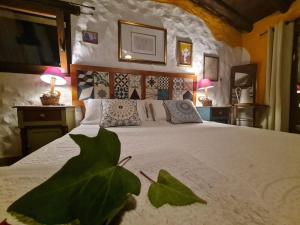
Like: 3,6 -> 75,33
230,64 -> 257,105
234,72 -> 253,87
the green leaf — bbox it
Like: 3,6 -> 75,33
8,128 -> 141,225
148,169 -> 207,208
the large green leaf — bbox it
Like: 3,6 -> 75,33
8,128 -> 141,225
148,169 -> 207,208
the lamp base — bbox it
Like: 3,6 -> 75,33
40,90 -> 61,105
198,97 -> 212,107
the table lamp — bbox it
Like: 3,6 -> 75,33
198,78 -> 214,106
297,85 -> 300,94
40,67 -> 66,105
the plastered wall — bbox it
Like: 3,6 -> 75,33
0,74 -> 72,158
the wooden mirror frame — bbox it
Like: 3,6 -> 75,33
0,0 -> 78,74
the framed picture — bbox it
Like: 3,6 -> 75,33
177,41 -> 192,67
203,53 -> 219,81
82,31 -> 98,44
118,20 -> 167,64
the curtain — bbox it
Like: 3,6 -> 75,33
265,21 -> 294,132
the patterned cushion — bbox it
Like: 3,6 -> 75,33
163,100 -> 203,124
100,99 -> 141,127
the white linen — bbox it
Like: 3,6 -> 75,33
147,100 -> 167,121
80,99 -> 102,125
136,100 -> 148,121
1,122 -> 300,225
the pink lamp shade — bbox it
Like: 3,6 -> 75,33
297,85 -> 300,94
198,79 -> 214,90
40,67 -> 66,86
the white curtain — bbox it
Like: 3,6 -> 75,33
265,21 -> 294,132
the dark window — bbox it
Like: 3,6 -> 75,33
0,8 -> 60,67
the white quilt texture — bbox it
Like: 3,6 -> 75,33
1,121 -> 300,225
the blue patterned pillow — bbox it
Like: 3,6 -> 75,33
163,100 -> 203,124
100,99 -> 141,127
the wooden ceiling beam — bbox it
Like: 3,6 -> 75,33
191,0 -> 253,32
271,0 -> 294,13
29,0 -> 81,15
0,0 -> 81,15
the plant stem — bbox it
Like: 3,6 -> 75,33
140,171 -> 155,183
118,156 -> 132,167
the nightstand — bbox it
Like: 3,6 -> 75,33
232,103 -> 268,127
196,106 -> 232,124
14,106 -> 76,156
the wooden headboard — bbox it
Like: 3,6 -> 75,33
71,64 -> 197,108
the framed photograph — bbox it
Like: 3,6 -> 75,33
118,20 -> 167,64
82,31 -> 98,44
203,53 -> 219,81
177,41 -> 192,67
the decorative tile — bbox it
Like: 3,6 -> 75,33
183,91 -> 193,101
172,78 -> 184,100
114,73 -> 129,99
76,70 -> 195,102
173,78 -> 184,91
173,90 -> 184,100
183,78 -> 194,101
146,76 -> 158,89
184,78 -> 193,92
129,74 -> 141,99
158,89 -> 169,100
158,76 -> 169,90
146,89 -> 158,99
78,86 -> 94,100
94,72 -> 110,99
77,70 -> 94,100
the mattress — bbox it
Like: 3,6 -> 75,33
1,121 -> 300,225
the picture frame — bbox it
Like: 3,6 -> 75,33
118,20 -> 167,64
203,53 -> 219,81
177,41 -> 193,67
82,31 -> 98,44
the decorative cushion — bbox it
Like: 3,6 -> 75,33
163,100 -> 203,124
100,99 -> 141,127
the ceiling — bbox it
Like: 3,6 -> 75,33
191,0 -> 296,32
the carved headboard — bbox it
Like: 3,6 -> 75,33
71,64 -> 197,108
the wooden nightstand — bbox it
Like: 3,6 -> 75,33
196,106 -> 232,124
14,106 -> 76,156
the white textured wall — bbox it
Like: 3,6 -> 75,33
0,0 -> 250,158
0,74 -> 71,158
71,0 -> 249,104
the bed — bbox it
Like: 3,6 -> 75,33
1,121 -> 300,225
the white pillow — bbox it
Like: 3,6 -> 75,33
136,100 -> 148,121
80,99 -> 102,125
147,100 -> 167,121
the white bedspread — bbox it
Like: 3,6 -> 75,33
1,121 -> 300,225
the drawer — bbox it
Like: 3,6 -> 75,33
23,109 -> 62,122
211,108 -> 230,118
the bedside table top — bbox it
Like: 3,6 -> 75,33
197,105 -> 232,108
13,105 -> 75,109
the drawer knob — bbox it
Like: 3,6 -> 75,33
218,111 -> 223,115
39,113 -> 46,118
